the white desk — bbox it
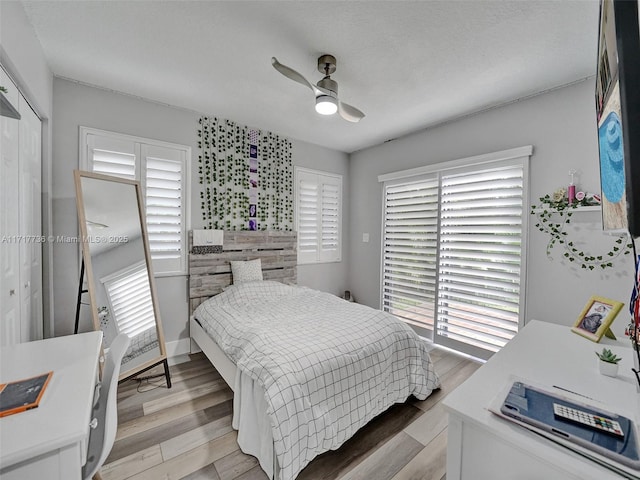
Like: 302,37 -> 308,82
442,320 -> 640,480
0,331 -> 102,480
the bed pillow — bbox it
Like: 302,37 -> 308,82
231,259 -> 263,284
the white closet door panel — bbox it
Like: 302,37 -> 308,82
0,93 -> 21,346
19,101 -> 42,341
0,71 -> 43,346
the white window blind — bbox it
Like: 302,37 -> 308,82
295,167 -> 342,264
380,147 -> 530,360
436,164 -> 524,359
382,176 -> 439,339
298,178 -> 319,257
102,262 -> 155,338
81,127 -> 190,276
142,145 -> 186,274
321,182 -> 340,257
88,134 -> 136,179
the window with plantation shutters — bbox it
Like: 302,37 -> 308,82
81,127 -> 190,276
382,176 -> 439,339
142,145 -> 186,274
89,139 -> 136,179
102,261 -> 155,337
379,146 -> 531,360
295,167 -> 342,264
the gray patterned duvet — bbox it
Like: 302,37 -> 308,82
194,280 -> 440,480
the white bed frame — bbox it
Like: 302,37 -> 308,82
190,316 -> 237,390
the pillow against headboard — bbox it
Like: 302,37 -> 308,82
230,259 -> 263,284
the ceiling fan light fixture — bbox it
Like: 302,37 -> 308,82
272,56 -> 364,122
315,95 -> 338,115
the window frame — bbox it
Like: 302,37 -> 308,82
79,126 -> 191,277
378,146 -> 532,359
294,166 -> 343,265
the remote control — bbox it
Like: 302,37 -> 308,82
553,403 -> 624,438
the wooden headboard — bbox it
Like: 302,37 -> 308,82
188,230 -> 297,314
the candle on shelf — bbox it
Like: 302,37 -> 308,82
568,169 -> 576,204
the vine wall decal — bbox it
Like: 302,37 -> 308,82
197,116 -> 293,231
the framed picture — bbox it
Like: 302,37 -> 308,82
571,295 -> 624,342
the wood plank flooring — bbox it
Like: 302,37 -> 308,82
101,348 -> 480,480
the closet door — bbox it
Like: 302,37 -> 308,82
0,72 -> 42,346
19,100 -> 42,342
0,88 -> 21,346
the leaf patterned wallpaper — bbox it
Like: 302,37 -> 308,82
197,116 -> 293,231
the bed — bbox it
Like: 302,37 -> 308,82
188,231 -> 440,480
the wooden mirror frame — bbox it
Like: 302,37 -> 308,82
74,169 -> 171,385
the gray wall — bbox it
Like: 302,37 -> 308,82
52,78 -> 350,349
292,141 -> 349,295
348,79 -> 635,339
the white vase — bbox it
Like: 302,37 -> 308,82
599,360 -> 619,377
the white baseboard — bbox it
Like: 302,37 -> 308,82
165,337 -> 191,358
190,338 -> 202,353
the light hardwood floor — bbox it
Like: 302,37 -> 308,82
101,348 -> 480,480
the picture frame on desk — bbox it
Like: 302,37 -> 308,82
571,295 -> 624,343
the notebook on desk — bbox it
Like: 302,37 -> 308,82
0,371 -> 53,418
492,379 -> 640,475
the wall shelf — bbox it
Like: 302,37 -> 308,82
530,202 -> 630,270
531,205 -> 601,214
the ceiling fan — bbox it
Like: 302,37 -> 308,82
271,54 -> 365,123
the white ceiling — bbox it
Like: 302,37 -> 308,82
22,0 -> 600,153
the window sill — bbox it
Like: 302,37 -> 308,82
297,259 -> 342,266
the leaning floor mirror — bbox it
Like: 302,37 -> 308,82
74,170 -> 171,387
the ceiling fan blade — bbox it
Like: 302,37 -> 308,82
271,57 -> 314,93
338,101 -> 365,123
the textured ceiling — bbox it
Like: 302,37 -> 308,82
22,0 -> 600,153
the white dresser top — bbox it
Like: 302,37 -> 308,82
442,319 -> 640,478
0,331 -> 103,468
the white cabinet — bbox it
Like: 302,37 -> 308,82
0,67 -> 42,346
443,320 -> 639,479
0,332 -> 102,479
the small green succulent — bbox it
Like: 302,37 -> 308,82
596,348 -> 622,364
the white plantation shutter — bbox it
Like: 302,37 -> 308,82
87,134 -> 137,179
81,127 -> 190,275
436,164 -> 525,359
320,182 -> 340,262
298,178 -> 319,259
102,262 -> 155,337
295,168 -> 342,264
142,145 -> 186,274
382,176 -> 439,339
380,147 -> 530,359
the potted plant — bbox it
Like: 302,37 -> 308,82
596,348 -> 622,377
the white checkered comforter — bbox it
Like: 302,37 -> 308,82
194,281 -> 440,480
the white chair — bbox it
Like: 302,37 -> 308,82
82,333 -> 130,480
